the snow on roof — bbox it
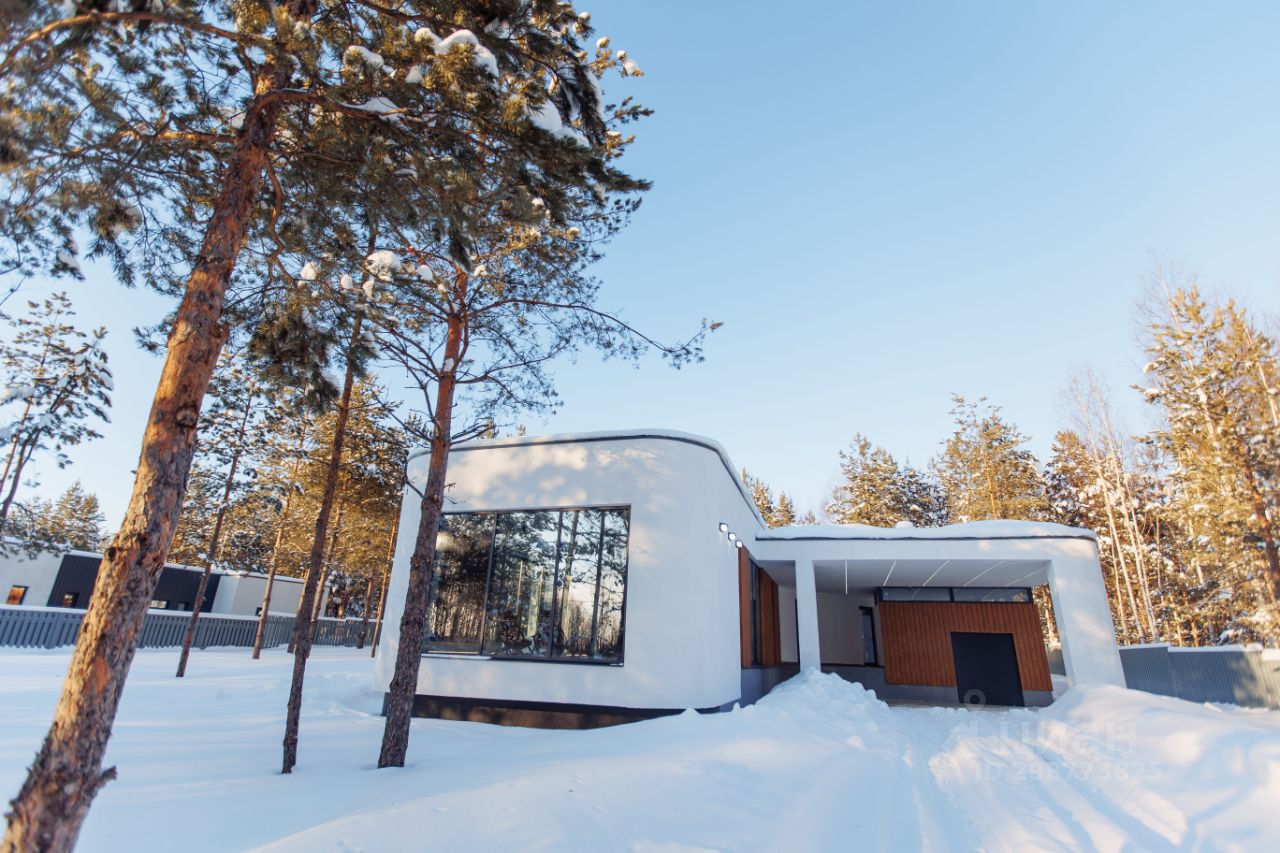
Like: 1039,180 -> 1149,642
761,520 -> 1097,541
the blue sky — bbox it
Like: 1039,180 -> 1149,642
6,1 -> 1280,527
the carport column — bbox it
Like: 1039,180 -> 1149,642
1046,542 -> 1126,688
795,558 -> 822,671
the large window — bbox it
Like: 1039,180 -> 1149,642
424,507 -> 630,663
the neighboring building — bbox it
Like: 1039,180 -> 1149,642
374,430 -> 1126,728
0,548 -> 318,617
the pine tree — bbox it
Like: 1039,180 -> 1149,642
1139,284 -> 1280,642
2,4 -> 664,838
774,493 -> 797,527
825,434 -> 946,527
0,293 -> 111,543
826,434 -> 903,526
742,468 -> 778,525
932,396 -> 1049,523
26,481 -> 105,552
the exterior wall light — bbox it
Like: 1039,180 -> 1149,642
718,522 -> 729,533
735,540 -> 744,549
727,532 -> 737,542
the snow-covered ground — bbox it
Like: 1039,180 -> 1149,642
1,648 -> 1278,852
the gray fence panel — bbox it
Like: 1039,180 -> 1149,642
1169,649 -> 1269,708
1119,644 -> 1279,709
1118,646 -> 1179,697
0,607 -> 374,653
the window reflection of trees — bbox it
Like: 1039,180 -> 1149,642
424,513 -> 493,652
424,507 -> 630,663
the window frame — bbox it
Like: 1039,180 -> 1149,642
6,585 -> 28,605
877,586 -> 1033,603
424,504 -> 632,667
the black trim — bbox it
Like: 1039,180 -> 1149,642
424,652 -> 623,667
392,692 -> 726,729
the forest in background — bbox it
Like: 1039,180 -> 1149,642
3,276 -> 1277,647
749,279 -> 1279,648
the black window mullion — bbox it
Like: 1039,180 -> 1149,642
545,510 -> 564,659
589,513 -> 605,659
477,513 -> 498,654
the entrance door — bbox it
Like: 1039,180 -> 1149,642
950,631 -> 1024,707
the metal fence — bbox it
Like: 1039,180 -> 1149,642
0,605 -> 375,651
1118,644 -> 1280,709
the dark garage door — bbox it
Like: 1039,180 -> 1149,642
950,631 -> 1024,707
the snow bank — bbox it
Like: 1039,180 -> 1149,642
1,654 -> 1277,852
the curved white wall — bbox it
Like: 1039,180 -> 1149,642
373,434 -> 762,711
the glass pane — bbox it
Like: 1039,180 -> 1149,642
861,608 -> 877,665
591,509 -> 629,661
952,587 -> 1031,603
483,511 -> 560,657
553,509 -> 603,659
880,587 -> 951,602
426,513 -> 493,653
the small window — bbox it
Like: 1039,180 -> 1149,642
149,599 -> 169,609
60,592 -> 79,608
879,587 -> 951,602
6,585 -> 28,605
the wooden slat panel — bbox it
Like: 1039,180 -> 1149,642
759,569 -> 781,666
879,601 -> 1052,692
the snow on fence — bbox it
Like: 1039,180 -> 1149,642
0,605 -> 374,651
1119,644 -> 1280,709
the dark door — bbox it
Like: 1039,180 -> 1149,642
950,631 -> 1024,707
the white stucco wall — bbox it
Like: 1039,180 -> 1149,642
372,430 -> 1126,712
0,548 -> 63,606
373,433 -> 764,711
211,573 -> 311,618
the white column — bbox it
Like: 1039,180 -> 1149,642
795,558 -> 822,671
1046,541 -> 1126,687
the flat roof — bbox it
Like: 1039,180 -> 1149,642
420,429 -> 1097,543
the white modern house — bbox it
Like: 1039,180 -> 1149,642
373,430 -> 1125,727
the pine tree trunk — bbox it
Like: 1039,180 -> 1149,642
357,574 -> 375,650
367,516 -> 400,656
176,396 -> 255,677
281,315 -> 360,774
308,503 -> 343,642
252,462 -> 299,660
378,309 -> 464,768
0,34 -> 303,841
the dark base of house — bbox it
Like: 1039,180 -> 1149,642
389,693 -> 733,729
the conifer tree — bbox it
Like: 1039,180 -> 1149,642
774,493 -> 797,527
742,468 -> 778,525
932,396 -> 1049,523
25,482 -> 105,552
3,4 -> 666,839
0,293 -> 111,543
1139,284 -> 1280,641
826,434 -> 945,527
167,350 -> 276,677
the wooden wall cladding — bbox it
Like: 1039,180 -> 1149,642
879,601 -> 1052,692
738,548 -> 781,668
